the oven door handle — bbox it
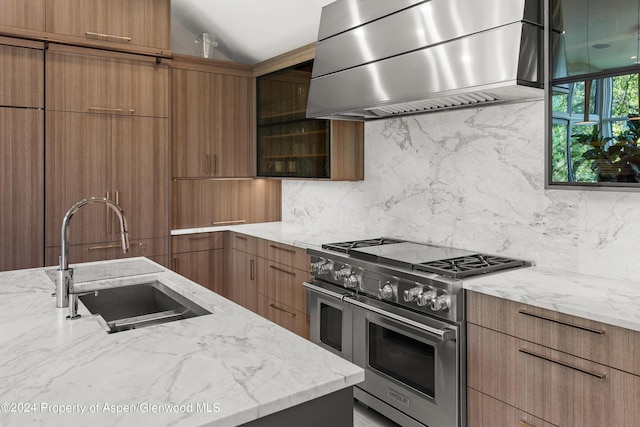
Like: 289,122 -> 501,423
343,296 -> 457,342
303,282 -> 351,300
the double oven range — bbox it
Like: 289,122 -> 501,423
304,238 -> 530,427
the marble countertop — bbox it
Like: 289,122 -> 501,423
173,222 -> 640,333
0,258 -> 363,427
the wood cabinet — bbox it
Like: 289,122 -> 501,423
228,233 -> 260,312
467,291 -> 640,427
171,179 -> 281,230
171,233 -> 226,296
45,46 -> 170,266
171,55 -> 254,178
0,0 -> 45,32
228,233 -> 310,339
254,45 -> 364,181
0,39 -> 44,272
44,0 -> 170,54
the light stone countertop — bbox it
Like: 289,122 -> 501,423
0,257 -> 364,427
173,222 -> 640,333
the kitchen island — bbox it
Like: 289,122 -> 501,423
0,258 -> 364,427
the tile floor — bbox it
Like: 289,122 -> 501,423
353,400 -> 401,427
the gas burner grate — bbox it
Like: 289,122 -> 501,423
322,238 -> 405,254
414,254 -> 526,279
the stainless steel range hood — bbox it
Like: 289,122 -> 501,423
306,0 -> 544,121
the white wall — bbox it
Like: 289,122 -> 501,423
282,100 -> 640,282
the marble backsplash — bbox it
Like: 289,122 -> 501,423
282,100 -> 640,282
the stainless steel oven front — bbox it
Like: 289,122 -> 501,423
304,280 -> 353,361
348,295 -> 463,427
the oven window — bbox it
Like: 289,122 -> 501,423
320,303 -> 343,351
369,322 -> 435,398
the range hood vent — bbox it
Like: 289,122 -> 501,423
307,0 -> 544,121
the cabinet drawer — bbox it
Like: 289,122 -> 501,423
264,240 -> 309,271
230,232 -> 261,255
467,291 -> 640,376
172,232 -> 224,253
467,388 -> 557,427
467,323 -> 640,427
257,293 -> 310,339
45,236 -> 169,266
46,46 -> 169,117
257,259 -> 310,313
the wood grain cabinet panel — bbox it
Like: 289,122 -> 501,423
171,59 -> 254,178
0,41 -> 44,108
257,257 -> 309,314
467,388 -> 557,427
45,0 -> 170,52
467,291 -> 640,376
0,0 -> 45,31
257,294 -> 310,339
467,323 -> 640,427
46,46 -> 169,118
0,108 -> 44,271
171,233 -> 226,296
228,249 -> 258,313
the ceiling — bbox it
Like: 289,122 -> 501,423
171,0 -> 335,64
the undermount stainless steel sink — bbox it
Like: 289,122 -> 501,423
78,281 -> 211,333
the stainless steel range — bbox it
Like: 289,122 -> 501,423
304,238 -> 531,427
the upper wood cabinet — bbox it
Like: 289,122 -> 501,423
171,55 -> 254,178
0,38 -> 44,108
254,45 -> 364,181
0,0 -> 45,32
45,0 -> 170,54
46,45 -> 169,117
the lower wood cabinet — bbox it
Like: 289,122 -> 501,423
467,291 -> 640,427
227,232 -> 310,339
171,232 -> 225,296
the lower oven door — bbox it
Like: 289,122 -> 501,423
304,281 -> 353,361
347,296 -> 461,427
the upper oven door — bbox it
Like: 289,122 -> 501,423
347,295 -> 461,427
304,280 -> 354,361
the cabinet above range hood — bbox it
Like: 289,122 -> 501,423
306,0 -> 544,121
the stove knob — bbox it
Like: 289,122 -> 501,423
430,295 -> 451,312
403,286 -> 422,302
333,266 -> 352,280
378,283 -> 394,300
345,274 -> 360,289
416,290 -> 437,307
311,260 -> 331,274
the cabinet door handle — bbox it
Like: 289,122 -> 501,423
88,244 -> 122,251
212,154 -> 217,175
205,154 -> 211,174
269,304 -> 296,317
85,31 -> 132,43
172,258 -> 178,271
269,265 -> 296,277
518,310 -> 605,335
89,107 -> 135,115
269,244 -> 296,254
250,259 -> 255,280
519,348 -> 606,379
235,235 -> 247,241
105,191 -> 111,234
519,421 -> 535,427
211,219 -> 247,226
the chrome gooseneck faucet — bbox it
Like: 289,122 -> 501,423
56,197 -> 130,319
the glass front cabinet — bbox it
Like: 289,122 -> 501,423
256,60 -> 363,180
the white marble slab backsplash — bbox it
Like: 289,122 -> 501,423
282,100 -> 640,283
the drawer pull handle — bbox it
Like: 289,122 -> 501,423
519,348 -> 606,379
519,421 -> 535,427
269,265 -> 296,276
269,244 -> 296,254
269,304 -> 296,317
211,219 -> 247,226
89,107 -> 135,115
518,310 -> 605,335
235,235 -> 248,241
85,31 -> 132,43
250,259 -> 255,281
88,244 -> 122,251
